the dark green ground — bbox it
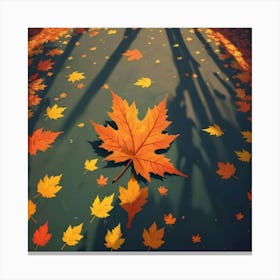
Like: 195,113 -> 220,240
28,28 -> 251,251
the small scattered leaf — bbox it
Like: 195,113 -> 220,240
240,131 -> 252,143
37,59 -> 55,71
235,149 -> 251,162
77,83 -> 85,89
77,122 -> 85,128
164,213 -> 176,225
192,234 -> 201,244
104,223 -> 125,250
47,48 -> 64,57
107,29 -> 117,35
90,194 -> 114,220
157,186 -> 168,196
36,174 -> 63,198
202,124 -> 224,137
123,49 -> 143,61
216,162 -> 237,179
97,174 -> 108,186
32,221 -> 52,248
45,104 -> 67,120
62,223 -> 83,249
134,77 -> 152,88
84,159 -> 98,172
28,200 -> 36,221
68,71 -> 85,83
235,212 -> 244,221
143,222 -> 165,250
235,101 -> 251,112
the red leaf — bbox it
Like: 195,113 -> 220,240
32,221 -> 52,247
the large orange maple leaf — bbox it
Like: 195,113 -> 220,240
91,92 -> 187,182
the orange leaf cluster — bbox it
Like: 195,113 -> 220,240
91,92 -> 187,182
28,128 -> 63,155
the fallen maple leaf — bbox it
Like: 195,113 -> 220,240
235,88 -> 247,100
247,190 -> 252,202
90,194 -> 114,222
235,101 -> 251,112
68,71 -> 85,83
202,124 -> 224,137
59,92 -> 67,98
47,48 -> 64,57
240,131 -> 252,143
32,221 -> 52,248
123,49 -> 143,61
28,78 -> 46,95
143,221 -> 165,250
28,128 -> 63,155
134,77 -> 152,88
28,199 -> 37,223
28,93 -> 42,107
91,92 -> 187,182
235,212 -> 244,221
97,174 -> 108,186
84,159 -> 98,173
37,59 -> 55,71
45,104 -> 67,120
216,162 -> 238,179
35,174 -> 63,198
119,176 -> 148,228
77,122 -> 85,128
61,223 -> 83,250
157,186 -> 168,196
107,29 -> 117,35
77,83 -> 85,89
164,213 -> 176,225
104,223 -> 125,250
192,234 -> 201,244
235,149 -> 251,162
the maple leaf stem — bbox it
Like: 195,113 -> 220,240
233,175 -> 239,180
61,243 -> 66,251
31,216 -> 37,223
112,160 -> 132,183
33,193 -> 40,199
90,215 -> 95,224
35,245 -> 38,251
148,246 -> 151,251
83,170 -> 88,175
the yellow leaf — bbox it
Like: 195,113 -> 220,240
134,77 -> 152,88
46,104 -> 67,120
84,159 -> 98,172
240,131 -> 252,143
77,122 -> 85,128
104,223 -> 125,250
173,43 -> 179,48
68,71 -> 85,83
202,124 -> 224,137
28,200 -> 36,220
62,223 -> 83,247
235,149 -> 251,162
90,46 -> 97,51
142,221 -> 165,249
90,194 -> 114,219
186,37 -> 193,41
107,29 -> 117,35
37,174 -> 62,198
